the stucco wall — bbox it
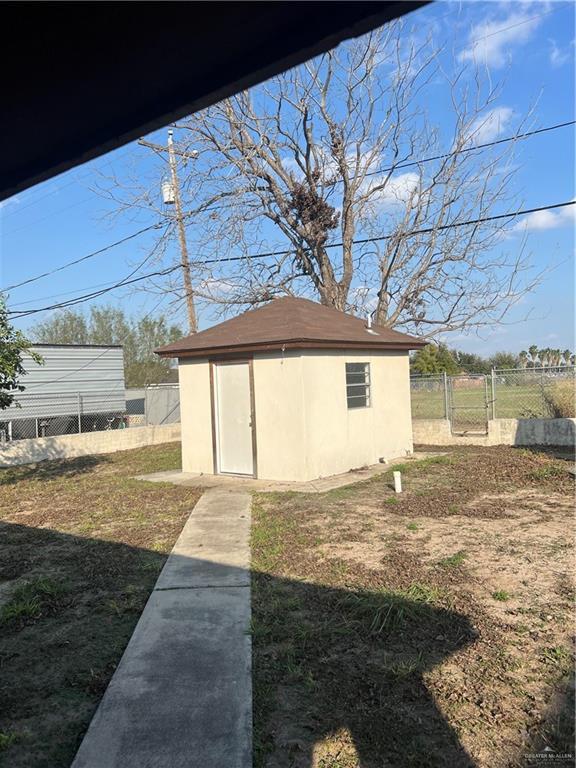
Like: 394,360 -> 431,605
299,350 -> 413,480
176,349 -> 414,482
178,359 -> 214,474
0,424 -> 181,467
250,349 -> 413,481
412,418 -> 576,447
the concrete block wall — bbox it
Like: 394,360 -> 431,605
0,424 -> 181,468
413,418 -> 576,447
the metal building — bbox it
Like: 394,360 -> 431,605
0,344 -> 126,440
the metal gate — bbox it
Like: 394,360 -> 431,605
447,374 -> 490,435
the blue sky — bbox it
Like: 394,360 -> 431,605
1,0 -> 574,355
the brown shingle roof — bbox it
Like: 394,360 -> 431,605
155,297 -> 426,358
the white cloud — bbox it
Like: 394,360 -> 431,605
458,8 -> 544,69
512,203 -> 576,232
467,106 -> 514,144
549,39 -> 571,68
360,171 -> 420,211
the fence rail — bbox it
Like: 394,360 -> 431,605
411,366 -> 575,425
0,391 -> 129,441
1,384 -> 182,442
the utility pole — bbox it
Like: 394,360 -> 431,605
138,130 -> 197,334
167,129 -> 197,333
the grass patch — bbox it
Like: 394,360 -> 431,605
0,732 -> 19,751
492,590 -> 511,602
438,550 -> 468,568
0,442 -> 201,768
529,464 -> 565,481
252,445 -> 574,766
0,578 -> 68,627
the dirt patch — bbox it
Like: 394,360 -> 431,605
252,446 -> 574,768
0,443 -> 200,768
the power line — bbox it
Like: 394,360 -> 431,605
20,293 -> 175,391
10,200 -> 573,315
1,146 -> 136,219
8,276 -> 142,308
190,200 -> 576,266
4,118 -> 573,295
465,5 -> 562,48
361,120 -> 576,179
3,223 -> 166,292
8,263 -> 183,319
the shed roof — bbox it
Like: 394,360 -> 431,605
156,297 -> 425,358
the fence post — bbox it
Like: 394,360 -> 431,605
77,393 -> 82,433
491,369 -> 496,420
443,372 -> 449,420
144,386 -> 149,426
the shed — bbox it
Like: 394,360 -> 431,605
156,297 -> 425,482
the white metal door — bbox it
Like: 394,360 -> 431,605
214,362 -> 254,476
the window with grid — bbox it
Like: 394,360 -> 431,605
345,362 -> 371,409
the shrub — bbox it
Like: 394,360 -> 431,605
543,381 -> 575,418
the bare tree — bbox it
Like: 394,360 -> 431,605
97,19 -> 543,337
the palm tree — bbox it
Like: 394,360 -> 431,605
562,349 -> 571,366
528,345 -> 539,367
519,350 -> 528,369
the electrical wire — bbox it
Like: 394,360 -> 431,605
360,120 -> 576,179
8,263 -> 184,319
4,118 -> 573,294
8,198 -> 572,318
20,293 -> 175,391
3,223 -> 166,292
190,200 -> 576,266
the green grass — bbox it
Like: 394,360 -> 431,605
0,442 -> 201,768
491,590 -> 511,602
0,732 -> 19,751
411,382 -> 574,421
529,464 -> 565,481
439,551 -> 468,568
251,445 -> 574,767
0,578 -> 68,627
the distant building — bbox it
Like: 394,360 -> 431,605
0,344 -> 126,440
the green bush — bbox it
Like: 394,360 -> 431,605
543,381 -> 575,418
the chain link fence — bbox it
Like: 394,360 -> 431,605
410,374 -> 448,419
0,391 -> 129,442
411,366 -> 575,422
492,366 -> 575,419
1,383 -> 182,442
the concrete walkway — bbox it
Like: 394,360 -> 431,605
135,452 -> 440,494
72,488 -> 252,768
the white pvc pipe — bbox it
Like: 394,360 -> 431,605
393,471 -> 402,493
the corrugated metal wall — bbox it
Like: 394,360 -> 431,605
3,345 -> 126,420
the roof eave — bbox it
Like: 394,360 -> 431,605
156,337 -> 426,359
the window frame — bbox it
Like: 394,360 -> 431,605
345,362 -> 371,410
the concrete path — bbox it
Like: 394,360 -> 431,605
135,452 -> 442,494
72,488 -> 252,768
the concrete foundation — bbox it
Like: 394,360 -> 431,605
412,418 -> 576,447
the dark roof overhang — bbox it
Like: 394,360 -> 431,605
156,338 -> 426,359
1,1 -> 429,201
